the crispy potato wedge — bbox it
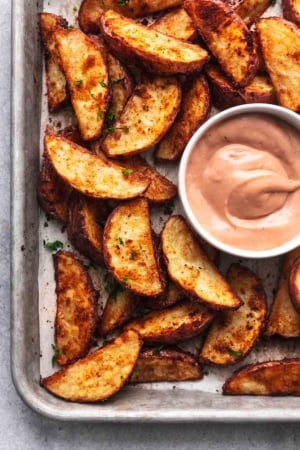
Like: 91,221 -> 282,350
223,359 -> 300,395
206,64 -> 276,110
161,216 -> 241,310
143,281 -> 184,310
55,28 -> 110,141
265,247 -> 300,338
283,0 -> 300,27
67,192 -> 109,265
150,7 -> 198,41
42,329 -> 142,402
256,18 -> 300,112
39,13 -> 69,112
184,0 -> 258,87
234,0 -> 272,26
130,346 -> 203,383
100,10 -> 210,75
125,299 -> 214,344
37,157 -> 72,223
155,75 -> 210,161
103,198 -> 165,296
44,133 -> 149,200
57,125 -> 88,147
289,257 -> 300,315
102,76 -> 182,158
53,251 -> 98,366
200,264 -> 267,365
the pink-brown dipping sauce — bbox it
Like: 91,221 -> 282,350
186,113 -> 300,250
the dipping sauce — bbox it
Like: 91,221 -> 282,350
186,113 -> 300,251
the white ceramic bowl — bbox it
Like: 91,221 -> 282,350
178,103 -> 300,258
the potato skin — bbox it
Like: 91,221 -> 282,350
282,0 -> 300,27
288,257 -> 300,315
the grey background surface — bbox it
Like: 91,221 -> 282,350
2,0 -> 300,448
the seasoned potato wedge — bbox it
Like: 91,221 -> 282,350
256,18 -> 300,112
155,75 -> 210,161
67,192 -> 109,265
39,13 -> 69,112
53,251 -> 98,366
283,0 -> 300,27
150,7 -> 198,41
184,0 -> 258,87
289,257 -> 300,315
103,198 -> 165,296
42,329 -> 142,402
44,133 -> 149,200
55,28 -> 110,141
234,0 -> 272,26
265,247 -> 300,338
143,281 -> 184,310
223,359 -> 300,395
125,300 -> 215,344
161,216 -> 241,310
130,347 -> 203,383
102,76 -> 182,158
200,264 -> 267,365
100,10 -> 209,75
206,64 -> 276,110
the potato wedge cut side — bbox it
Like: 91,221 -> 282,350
55,28 -> 110,141
184,0 -> 258,87
102,76 -> 182,158
289,257 -> 300,315
54,251 -> 98,366
223,359 -> 300,395
161,216 -> 241,310
42,329 -> 142,402
103,198 -> 165,296
100,10 -> 209,75
200,264 -> 267,365
150,8 -> 198,41
282,0 -> 300,27
44,133 -> 149,200
130,347 -> 203,383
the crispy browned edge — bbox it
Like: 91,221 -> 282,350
288,256 -> 300,315
53,250 -> 99,366
57,125 -> 89,147
143,281 -> 185,310
282,0 -> 300,27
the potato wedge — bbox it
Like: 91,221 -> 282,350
53,251 -> 98,366
102,76 -> 182,158
265,247 -> 300,338
125,299 -> 215,344
42,329 -> 142,402
234,0 -> 272,26
200,264 -> 267,365
223,359 -> 300,395
55,28 -> 110,141
143,281 -> 184,310
155,75 -> 210,161
184,0 -> 258,87
150,7 -> 198,41
130,347 -> 203,383
100,10 -> 210,75
67,192 -> 109,265
289,257 -> 300,315
103,198 -> 165,296
44,133 -> 149,200
39,13 -> 69,112
57,125 -> 88,147
256,18 -> 300,112
283,0 -> 300,27
161,216 -> 241,310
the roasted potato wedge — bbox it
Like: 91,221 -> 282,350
55,28 -> 110,141
67,192 -> 109,265
39,13 -> 69,112
130,346 -> 203,383
265,247 -> 300,338
53,251 -> 98,366
42,329 -> 142,402
57,125 -> 88,147
289,257 -> 300,315
102,76 -> 182,158
184,0 -> 258,87
44,133 -> 149,200
161,216 -> 241,310
143,281 -> 184,310
200,264 -> 267,365
150,7 -> 198,41
256,18 -> 300,112
103,198 -> 165,296
125,299 -> 215,344
155,75 -> 210,161
100,10 -> 210,75
234,0 -> 272,26
283,0 -> 300,27
223,359 -> 300,395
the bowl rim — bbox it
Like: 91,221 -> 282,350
178,103 -> 300,259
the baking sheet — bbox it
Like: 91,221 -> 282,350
11,0 -> 300,421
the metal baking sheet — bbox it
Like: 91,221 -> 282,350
11,0 -> 300,422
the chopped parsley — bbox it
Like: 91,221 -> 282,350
90,91 -> 95,99
107,126 -> 129,134
97,108 -> 104,120
118,236 -> 124,245
99,79 -> 107,88
122,275 -> 129,285
44,240 -> 63,252
75,79 -> 83,86
111,77 -> 125,86
227,348 -> 242,358
122,168 -> 133,176
51,344 -> 65,367
117,0 -> 130,6
104,272 -> 124,298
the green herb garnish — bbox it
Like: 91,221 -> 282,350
51,344 -> 64,367
122,275 -> 129,285
111,78 -> 124,86
227,348 -> 242,358
99,79 -> 107,88
104,272 -> 124,298
97,108 -> 104,120
117,0 -> 130,6
75,79 -> 83,86
122,168 -> 133,176
44,240 -> 63,252
118,237 -> 124,245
